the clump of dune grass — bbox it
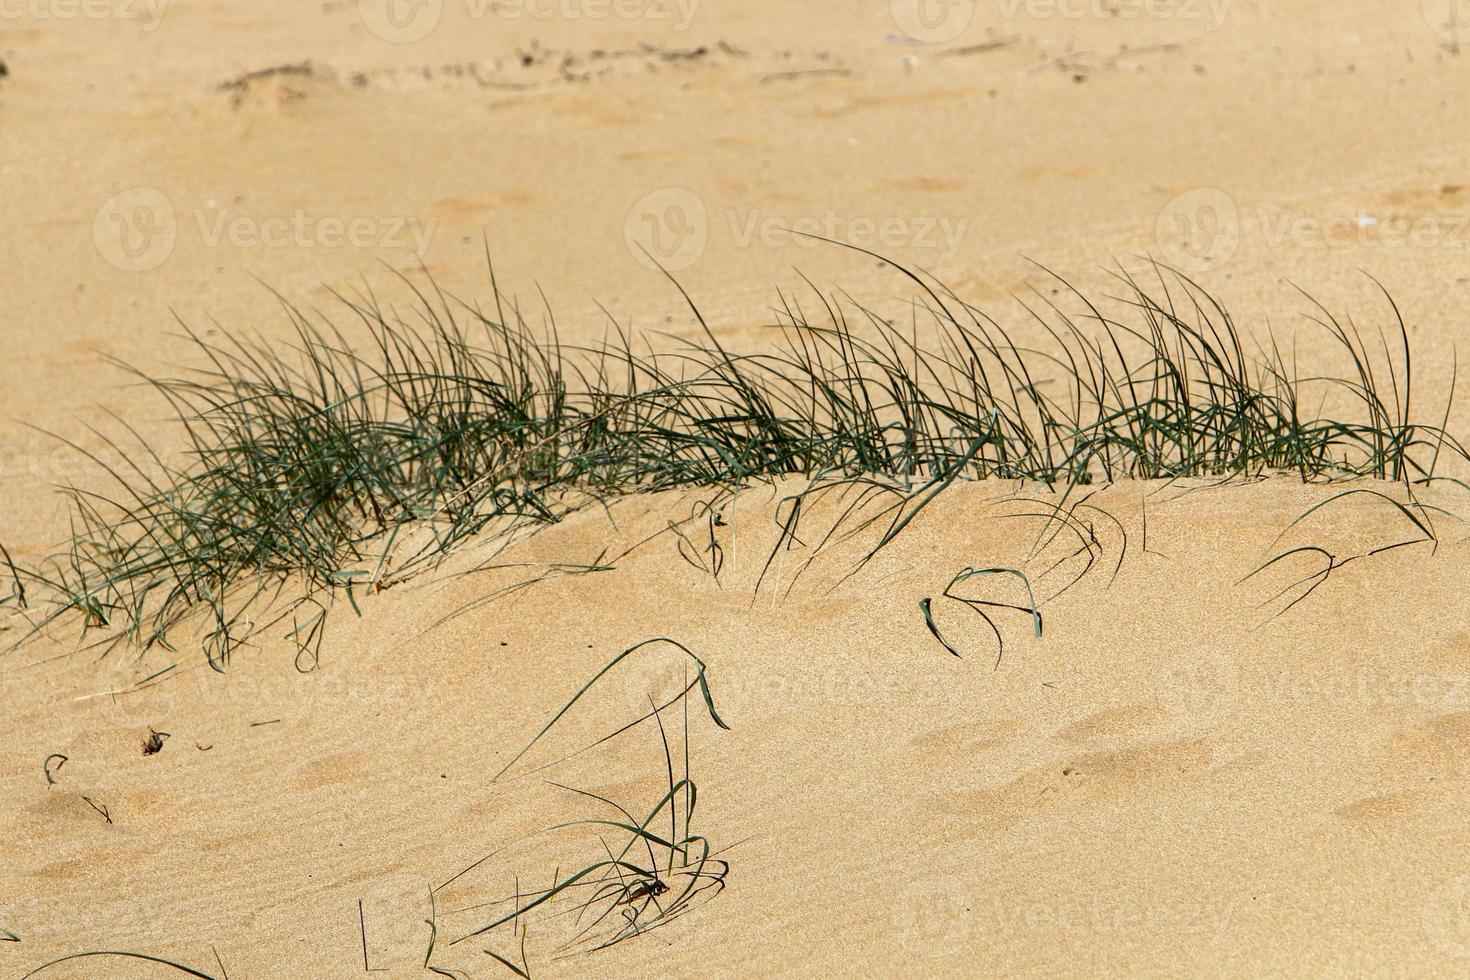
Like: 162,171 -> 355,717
8,253 -> 1464,662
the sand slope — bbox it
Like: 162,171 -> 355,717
5,477 -> 1470,977
5,1 -> 1470,976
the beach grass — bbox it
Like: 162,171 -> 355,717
6,254 -> 1462,661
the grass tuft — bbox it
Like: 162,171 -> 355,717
6,256 -> 1463,659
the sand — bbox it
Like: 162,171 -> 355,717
4,1 -> 1470,976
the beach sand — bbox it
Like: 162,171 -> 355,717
3,2 -> 1470,975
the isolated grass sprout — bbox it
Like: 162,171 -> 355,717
5,256 -> 1463,661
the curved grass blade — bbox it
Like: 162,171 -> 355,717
494,638 -> 728,782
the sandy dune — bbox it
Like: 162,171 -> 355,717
4,1 -> 1470,977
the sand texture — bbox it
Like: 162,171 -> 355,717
4,2 -> 1470,977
